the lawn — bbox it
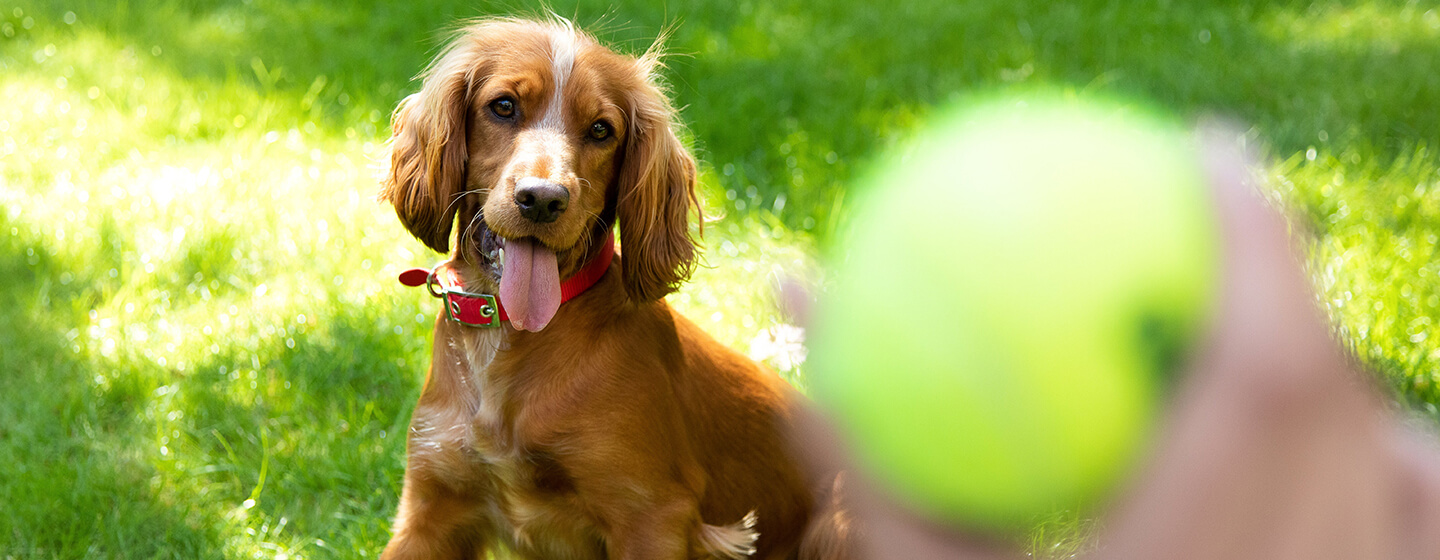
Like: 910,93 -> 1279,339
1,0 -> 1437,558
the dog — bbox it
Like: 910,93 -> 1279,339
378,18 -> 847,559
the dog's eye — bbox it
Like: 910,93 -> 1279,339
490,97 -> 516,119
589,121 -> 612,141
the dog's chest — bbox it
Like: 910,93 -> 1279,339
480,449 -> 601,559
441,330 -> 604,558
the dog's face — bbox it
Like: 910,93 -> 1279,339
383,19 -> 699,329
468,28 -> 622,259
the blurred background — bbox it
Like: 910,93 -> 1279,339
1,0 -> 1437,557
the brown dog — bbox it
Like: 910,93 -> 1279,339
379,18 -> 845,559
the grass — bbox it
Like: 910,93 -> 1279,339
0,0 -> 1437,558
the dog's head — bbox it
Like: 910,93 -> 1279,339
382,18 -> 700,330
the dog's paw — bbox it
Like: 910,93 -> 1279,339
697,510 -> 759,558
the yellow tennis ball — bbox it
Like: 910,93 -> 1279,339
808,96 -> 1219,529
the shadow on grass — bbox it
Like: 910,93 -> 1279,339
0,215 -> 221,557
0,209 -> 427,556
160,309 -> 421,556
678,0 -> 1440,222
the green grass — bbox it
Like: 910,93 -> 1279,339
1,0 -> 1437,557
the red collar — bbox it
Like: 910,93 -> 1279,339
399,232 -> 615,328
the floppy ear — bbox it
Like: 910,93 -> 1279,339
381,39 -> 483,254
617,57 -> 702,302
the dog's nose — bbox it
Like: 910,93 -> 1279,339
513,177 -> 570,224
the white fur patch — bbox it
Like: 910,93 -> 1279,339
540,24 -> 578,129
697,510 -> 759,559
405,327 -> 502,467
460,327 -> 505,430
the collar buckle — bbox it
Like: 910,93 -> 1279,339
402,267 -> 504,328
444,290 -> 501,328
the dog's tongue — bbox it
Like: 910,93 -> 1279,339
499,237 -> 561,332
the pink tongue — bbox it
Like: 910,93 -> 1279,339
499,238 -> 561,332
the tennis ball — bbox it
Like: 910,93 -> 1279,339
808,96 -> 1218,529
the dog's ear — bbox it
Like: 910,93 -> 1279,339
381,38 -> 485,254
616,55 -> 702,302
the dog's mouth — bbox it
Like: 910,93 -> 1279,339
471,221 -> 563,332
474,225 -> 504,282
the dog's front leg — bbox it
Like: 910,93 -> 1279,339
382,468 -> 493,560
383,402 -> 495,560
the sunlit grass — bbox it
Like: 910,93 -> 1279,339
1259,2 -> 1440,51
1275,145 -> 1440,414
3,0 -> 1439,558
